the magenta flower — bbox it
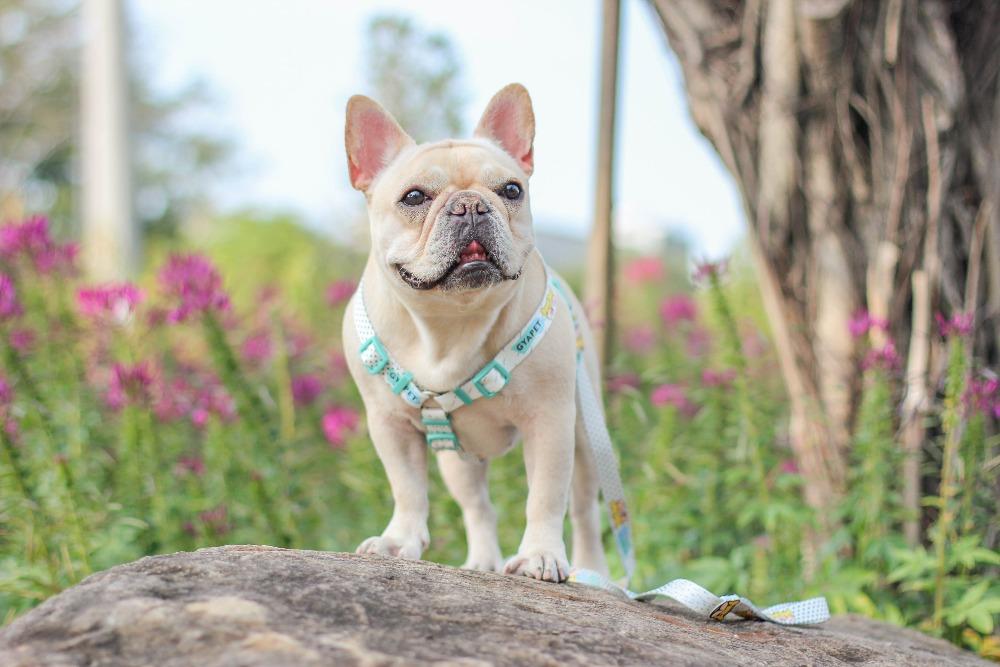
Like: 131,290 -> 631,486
0,273 -> 22,320
935,312 -> 973,338
0,376 -> 12,405
686,327 -> 712,357
240,330 -> 273,366
291,374 -> 324,406
623,257 -> 664,284
158,254 -> 231,323
106,361 -> 156,410
779,459 -> 799,475
326,279 -> 357,307
190,381 -> 236,427
702,368 -> 737,388
659,295 -> 697,327
650,383 -> 697,416
0,216 -> 76,274
199,504 -> 231,537
692,259 -> 728,283
623,326 -> 656,354
8,329 -> 34,354
77,283 -> 144,322
862,341 -> 901,372
322,406 -> 359,449
964,375 -> 998,417
606,373 -> 641,394
175,455 -> 206,477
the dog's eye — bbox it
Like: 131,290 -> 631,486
501,182 -> 522,200
401,189 -> 428,206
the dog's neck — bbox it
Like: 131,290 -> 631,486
361,249 -> 546,392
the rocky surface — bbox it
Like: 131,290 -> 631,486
0,545 -> 989,666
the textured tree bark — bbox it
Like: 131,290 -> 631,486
649,0 -> 999,540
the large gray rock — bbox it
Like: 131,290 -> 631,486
0,545 -> 988,666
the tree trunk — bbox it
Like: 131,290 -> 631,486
649,0 -> 999,538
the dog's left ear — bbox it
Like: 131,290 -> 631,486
474,83 -> 535,176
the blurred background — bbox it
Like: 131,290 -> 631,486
0,0 -> 997,658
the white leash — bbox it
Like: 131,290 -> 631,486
353,267 -> 830,626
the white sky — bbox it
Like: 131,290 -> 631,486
131,0 -> 745,258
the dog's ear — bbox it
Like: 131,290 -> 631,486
474,83 -> 535,176
345,95 -> 414,191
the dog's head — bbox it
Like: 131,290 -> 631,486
345,84 -> 535,293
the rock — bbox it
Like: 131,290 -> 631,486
0,545 -> 988,666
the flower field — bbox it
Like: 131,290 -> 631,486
0,214 -> 997,658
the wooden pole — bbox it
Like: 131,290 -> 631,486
81,0 -> 137,280
584,0 -> 622,371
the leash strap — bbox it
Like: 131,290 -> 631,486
568,568 -> 830,625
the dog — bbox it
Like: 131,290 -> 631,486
342,84 -> 609,582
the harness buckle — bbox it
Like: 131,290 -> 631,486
359,336 -> 389,374
472,360 -> 510,398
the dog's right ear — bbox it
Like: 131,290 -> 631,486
345,96 -> 414,192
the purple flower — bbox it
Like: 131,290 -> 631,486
0,216 -> 76,274
848,310 -> 887,338
650,383 -> 697,416
158,254 -> 231,323
686,327 -> 712,357
175,455 -> 206,477
0,376 -> 13,405
964,375 -> 998,417
199,504 -> 231,537
0,274 -> 22,320
862,341 -> 901,372
659,295 -> 697,327
106,361 -> 156,410
935,312 -> 973,338
701,368 -> 737,388
240,330 -> 273,366
291,374 -> 324,406
623,257 -> 664,284
623,326 -> 656,354
322,406 -> 359,449
77,283 -> 144,322
692,259 -> 728,283
326,279 -> 357,307
779,459 -> 799,475
8,329 -> 34,353
606,373 -> 640,394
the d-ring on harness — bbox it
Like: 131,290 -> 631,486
351,266 -> 829,626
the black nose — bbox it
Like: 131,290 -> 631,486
446,192 -> 489,222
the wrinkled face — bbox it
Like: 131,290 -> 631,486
367,139 -> 534,292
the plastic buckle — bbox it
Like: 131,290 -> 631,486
426,432 -> 460,451
387,369 -> 413,395
359,336 -> 389,375
472,360 -> 510,398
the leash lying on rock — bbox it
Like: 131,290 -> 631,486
354,267 -> 830,626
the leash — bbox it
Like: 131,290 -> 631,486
352,267 -> 829,626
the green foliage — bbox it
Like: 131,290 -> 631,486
0,216 -> 997,660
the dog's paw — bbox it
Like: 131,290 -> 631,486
355,535 -> 423,560
503,549 -> 569,582
461,549 -> 504,573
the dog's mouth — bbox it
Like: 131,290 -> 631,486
397,241 -> 518,291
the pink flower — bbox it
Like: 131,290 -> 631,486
862,341 -> 901,372
0,376 -> 13,405
624,326 -> 656,354
106,361 -> 156,410
692,259 -> 727,283
702,368 -> 737,388
199,504 -> 231,537
606,373 -> 640,394
935,312 -> 973,338
623,257 -> 664,284
686,327 -> 712,357
158,254 -> 231,323
779,459 -> 799,475
191,381 -> 236,426
650,383 -> 697,416
326,279 -> 357,307
849,310 -> 888,338
322,406 -> 359,449
0,273 -> 22,320
964,375 -> 998,417
77,283 -> 144,322
241,330 -> 273,366
328,351 -> 350,386
291,374 -> 324,406
659,295 -> 697,326
0,216 -> 76,274
175,455 -> 206,477
191,407 -> 210,428
8,329 -> 33,353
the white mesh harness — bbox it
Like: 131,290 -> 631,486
351,267 -> 829,626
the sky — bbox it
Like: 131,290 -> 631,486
131,0 -> 745,258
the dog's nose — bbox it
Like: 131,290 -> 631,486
445,192 -> 489,223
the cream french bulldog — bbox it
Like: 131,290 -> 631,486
342,84 -> 609,582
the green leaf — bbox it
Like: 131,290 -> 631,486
966,610 -> 994,635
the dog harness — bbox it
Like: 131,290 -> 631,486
351,267 -> 829,626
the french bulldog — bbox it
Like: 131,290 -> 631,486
342,84 -> 609,582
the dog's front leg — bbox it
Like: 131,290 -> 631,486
504,403 -> 575,582
356,413 -> 430,559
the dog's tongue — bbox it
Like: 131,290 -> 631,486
459,240 -> 487,264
